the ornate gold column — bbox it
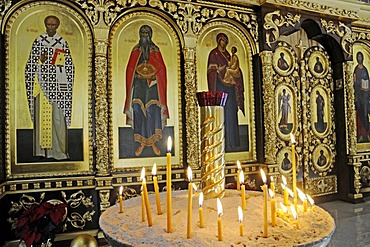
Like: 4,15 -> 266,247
94,29 -> 110,176
183,33 -> 199,170
348,155 -> 363,200
260,51 -> 277,164
343,61 -> 357,155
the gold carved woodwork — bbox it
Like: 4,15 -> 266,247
184,47 -> 199,169
260,51 -> 277,164
305,175 -> 337,196
320,20 -> 353,55
8,191 -> 95,230
303,47 -> 336,178
263,10 -> 301,48
343,61 -> 357,155
0,0 -> 11,22
99,190 -> 111,211
95,55 -> 110,176
272,0 -> 358,20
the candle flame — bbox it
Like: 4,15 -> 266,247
238,206 -> 243,222
199,192 -> 204,207
296,188 -> 307,202
239,170 -> 245,184
260,169 -> 267,184
281,183 -> 285,190
286,187 -> 294,197
167,136 -> 172,152
280,202 -> 288,213
290,205 -> 298,220
187,166 -> 193,182
268,188 -> 274,198
282,175 -> 287,185
152,163 -> 157,176
192,183 -> 198,192
307,194 -> 315,206
290,133 -> 296,144
270,176 -> 274,182
119,186 -> 123,195
140,167 -> 146,182
217,198 -> 223,217
237,160 -> 241,170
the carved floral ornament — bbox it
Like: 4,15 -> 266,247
263,10 -> 301,48
74,0 -> 258,42
8,191 -> 95,230
320,19 -> 353,55
273,0 -> 358,19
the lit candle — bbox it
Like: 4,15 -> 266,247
260,169 -> 268,238
187,166 -> 193,239
152,163 -> 162,215
307,194 -> 315,211
270,176 -> 275,193
237,160 -> 242,191
279,202 -> 289,215
290,133 -> 297,212
277,202 -> 290,222
240,170 -> 246,211
238,206 -> 243,236
286,186 -> 294,199
141,186 -> 145,222
290,205 -> 299,229
297,188 -> 307,212
119,186 -> 123,214
199,192 -> 204,228
166,136 -> 172,233
141,168 -> 153,227
217,198 -> 223,241
282,176 -> 289,206
269,189 -> 277,227
192,183 -> 199,196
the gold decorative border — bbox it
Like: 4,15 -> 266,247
272,0 -> 359,20
196,20 -> 257,163
320,19 -> 353,55
305,175 -> 337,196
4,1 -> 94,179
108,11 -> 183,171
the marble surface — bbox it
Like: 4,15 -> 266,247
320,198 -> 370,247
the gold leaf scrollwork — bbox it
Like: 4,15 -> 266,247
264,10 -> 301,48
62,190 -> 95,208
273,0 -> 358,19
66,211 -> 96,229
160,1 -> 258,43
0,0 -> 11,23
75,0 -> 147,26
320,20 -> 353,55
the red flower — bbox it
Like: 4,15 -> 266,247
15,202 -> 67,247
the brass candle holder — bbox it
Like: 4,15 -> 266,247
196,92 -> 228,200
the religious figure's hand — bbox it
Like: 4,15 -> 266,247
218,65 -> 226,72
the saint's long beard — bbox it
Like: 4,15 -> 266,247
139,36 -> 150,62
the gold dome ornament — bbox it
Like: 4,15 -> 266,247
70,234 -> 98,247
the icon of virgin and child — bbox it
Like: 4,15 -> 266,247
207,33 -> 245,152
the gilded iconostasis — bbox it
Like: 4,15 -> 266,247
1,0 -> 370,245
